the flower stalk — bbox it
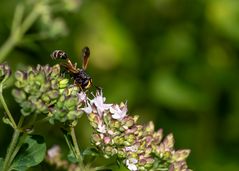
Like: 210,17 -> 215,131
2,129 -> 21,171
0,84 -> 17,128
70,127 -> 84,167
0,3 -> 41,62
70,127 -> 81,159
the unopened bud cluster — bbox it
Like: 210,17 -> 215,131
12,64 -> 86,125
84,92 -> 191,171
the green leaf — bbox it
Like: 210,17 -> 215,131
10,135 -> 46,171
0,158 -> 4,170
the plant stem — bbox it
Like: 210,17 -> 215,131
2,115 -> 26,171
11,4 -> 24,34
0,2 -> 41,63
0,84 -> 17,129
63,132 -> 77,157
2,129 -> 21,171
0,34 -> 17,64
70,127 -> 84,167
20,3 -> 41,36
8,133 -> 27,166
8,116 -> 26,165
17,115 -> 25,128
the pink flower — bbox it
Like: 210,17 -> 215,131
90,93 -> 112,116
78,91 -> 87,102
126,158 -> 138,171
47,145 -> 60,159
82,103 -> 92,114
110,103 -> 127,120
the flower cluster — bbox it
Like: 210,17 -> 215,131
84,92 -> 191,171
12,64 -> 86,125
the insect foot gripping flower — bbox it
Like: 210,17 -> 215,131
12,64 -> 87,125
84,91 -> 192,171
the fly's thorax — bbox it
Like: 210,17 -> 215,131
74,69 -> 92,89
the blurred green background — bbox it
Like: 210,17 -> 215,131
1,0 -> 239,170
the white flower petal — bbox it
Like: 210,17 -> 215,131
91,93 -> 112,116
125,145 -> 138,152
97,123 -> 106,133
110,104 -> 127,120
126,158 -> 138,171
82,105 -> 92,114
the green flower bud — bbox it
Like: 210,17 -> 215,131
59,78 -> 69,88
113,120 -> 121,129
104,146 -> 116,156
124,134 -> 135,145
115,136 -> 125,145
67,110 -> 82,120
50,79 -> 58,89
92,134 -> 101,145
0,62 -> 11,83
144,158 -> 154,168
34,100 -> 48,113
15,71 -> 25,82
12,89 -> 26,103
118,150 -> 126,158
50,64 -> 61,78
163,151 -> 172,160
123,117 -> 134,129
15,80 -> 24,88
34,72 -> 45,84
20,101 -> 35,116
41,94 -> 50,103
64,97 -> 77,110
27,71 -> 35,82
46,90 -> 59,99
40,82 -> 51,92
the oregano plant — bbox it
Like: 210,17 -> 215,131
0,62 -> 191,171
0,0 -> 191,170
